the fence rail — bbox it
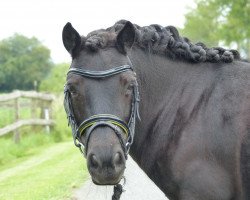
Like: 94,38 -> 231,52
0,90 -> 55,142
0,119 -> 54,136
0,90 -> 55,102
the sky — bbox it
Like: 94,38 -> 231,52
0,0 -> 195,63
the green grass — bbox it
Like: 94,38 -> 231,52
0,141 -> 88,200
0,107 -> 14,127
0,132 -> 57,168
0,95 -> 89,199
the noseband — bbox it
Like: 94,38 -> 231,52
64,64 -> 140,158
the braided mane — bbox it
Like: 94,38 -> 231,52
82,20 -> 241,63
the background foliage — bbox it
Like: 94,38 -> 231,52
39,62 -> 69,93
0,34 -> 53,92
182,0 -> 250,59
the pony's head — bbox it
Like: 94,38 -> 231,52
62,21 -> 139,185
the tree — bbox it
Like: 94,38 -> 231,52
181,0 -> 250,59
0,34 -> 53,92
39,63 -> 69,93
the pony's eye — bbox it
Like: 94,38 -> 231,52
67,85 -> 78,96
70,90 -> 78,96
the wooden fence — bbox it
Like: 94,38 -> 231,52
0,90 -> 55,143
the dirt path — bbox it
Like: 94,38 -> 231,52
73,156 -> 167,200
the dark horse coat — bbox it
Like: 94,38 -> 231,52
62,20 -> 250,200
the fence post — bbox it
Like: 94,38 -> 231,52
31,98 -> 36,119
14,98 -> 20,143
0,91 -> 55,138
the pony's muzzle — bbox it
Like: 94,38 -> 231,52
86,128 -> 126,185
87,152 -> 126,185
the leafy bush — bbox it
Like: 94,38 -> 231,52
39,63 -> 69,93
50,95 -> 71,142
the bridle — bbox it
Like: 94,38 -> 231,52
64,63 -> 140,159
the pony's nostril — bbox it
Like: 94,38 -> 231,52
114,152 -> 123,166
89,154 -> 99,169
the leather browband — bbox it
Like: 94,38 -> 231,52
67,65 -> 132,78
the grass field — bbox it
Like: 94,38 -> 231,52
0,95 -> 88,199
0,141 -> 88,200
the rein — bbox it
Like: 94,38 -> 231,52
63,62 -> 140,199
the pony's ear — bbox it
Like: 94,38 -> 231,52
62,22 -> 81,58
116,21 -> 135,54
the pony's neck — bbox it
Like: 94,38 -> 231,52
128,48 -> 177,162
128,47 -> 208,171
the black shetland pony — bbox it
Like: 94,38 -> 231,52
62,20 -> 250,200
